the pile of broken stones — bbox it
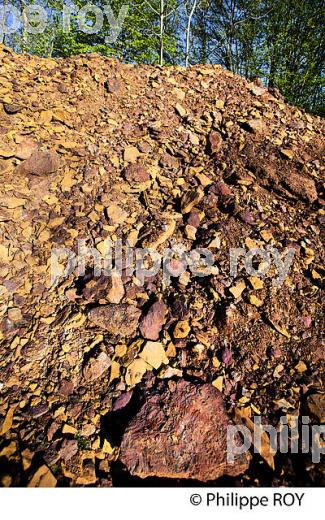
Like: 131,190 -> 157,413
0,44 -> 324,487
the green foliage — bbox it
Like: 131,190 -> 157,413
75,432 -> 90,450
191,0 -> 324,114
261,0 -> 324,114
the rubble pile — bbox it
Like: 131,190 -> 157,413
0,45 -> 324,487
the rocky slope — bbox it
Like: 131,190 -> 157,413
0,44 -> 324,487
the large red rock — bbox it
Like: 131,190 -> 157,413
119,380 -> 250,481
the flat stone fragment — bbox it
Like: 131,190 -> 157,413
175,103 -> 187,117
119,380 -> 250,481
59,439 -> 78,462
104,78 -> 120,93
3,102 -> 22,114
250,85 -> 266,96
305,393 -> 325,422
124,163 -> 150,184
88,304 -> 141,336
283,171 -> 317,202
246,118 -> 263,133
16,150 -> 60,176
15,140 -> 39,160
27,465 -> 57,487
107,270 -> 125,304
83,352 -> 111,381
208,131 -> 223,154
124,145 -> 139,163
140,301 -> 167,340
139,341 -> 168,369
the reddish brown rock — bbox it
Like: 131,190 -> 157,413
187,210 -> 201,227
15,140 -> 39,160
221,347 -> 233,365
119,380 -> 250,481
112,390 -> 134,411
283,172 -> 317,203
208,131 -> 223,154
59,440 -> 78,462
212,181 -> 233,197
104,78 -> 120,93
16,150 -> 60,176
140,301 -> 167,340
237,209 -> 255,225
138,141 -> 152,153
58,379 -> 75,396
159,152 -> 179,169
88,304 -> 141,336
29,404 -> 49,418
82,275 -> 110,302
83,352 -> 111,381
124,163 -> 150,184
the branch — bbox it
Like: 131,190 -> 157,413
234,7 -> 274,27
140,0 -> 160,16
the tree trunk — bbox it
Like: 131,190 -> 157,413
1,0 -> 7,44
21,0 -> 28,52
268,37 -> 278,88
185,0 -> 197,67
159,0 -> 164,65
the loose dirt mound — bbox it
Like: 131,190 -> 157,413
0,44 -> 324,487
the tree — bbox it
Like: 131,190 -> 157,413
1,0 -> 324,114
262,0 -> 324,113
184,0 -> 197,66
